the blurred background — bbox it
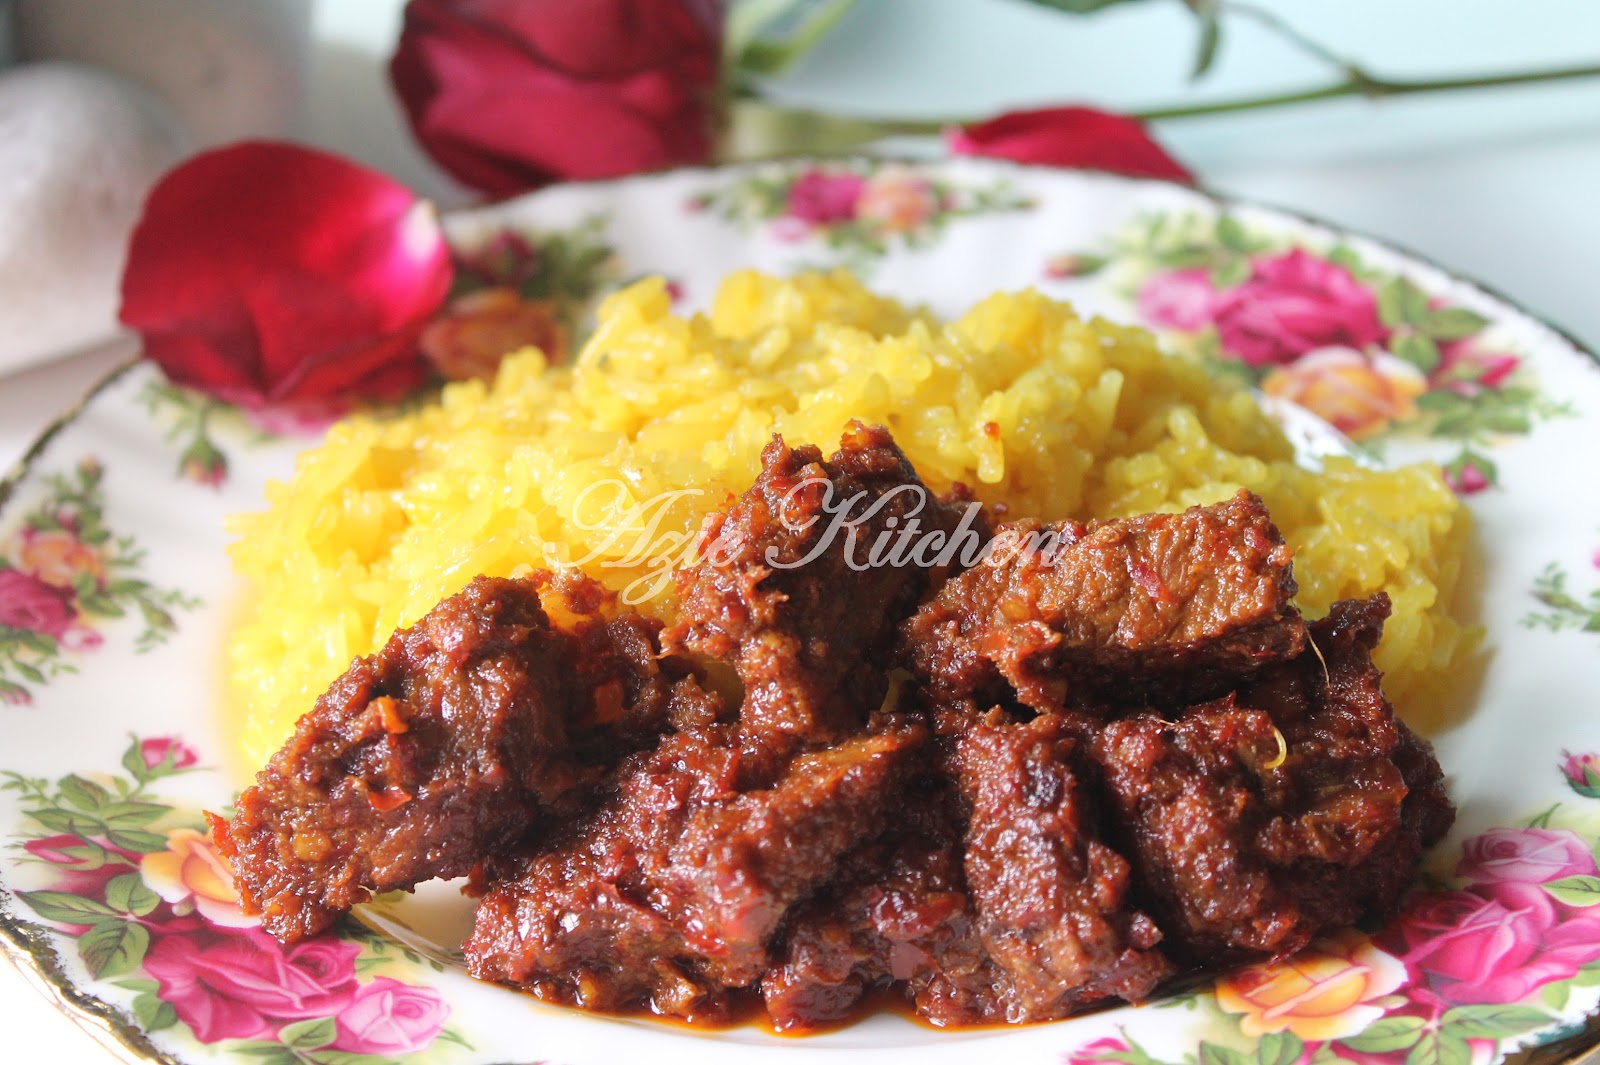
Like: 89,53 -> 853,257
3,0 -> 1599,386
309,0 -> 1600,339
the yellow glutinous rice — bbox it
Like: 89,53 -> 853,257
228,270 -> 1475,765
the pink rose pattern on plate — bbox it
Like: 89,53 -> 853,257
1,737 -> 466,1064
1063,212 -> 1572,492
0,458 -> 199,705
687,161 -> 1035,272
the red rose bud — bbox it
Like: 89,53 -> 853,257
1443,454 -> 1494,495
140,736 -> 201,772
456,230 -> 542,289
1563,750 -> 1600,799
178,437 -> 228,488
1043,254 -> 1106,281
391,0 -> 723,198
120,142 -> 453,411
949,106 -> 1195,185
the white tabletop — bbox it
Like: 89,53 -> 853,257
4,2 -> 1600,1060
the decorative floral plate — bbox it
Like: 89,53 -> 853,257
3,159 -> 1600,1065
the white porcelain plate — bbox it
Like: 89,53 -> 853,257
4,159 -> 1600,1065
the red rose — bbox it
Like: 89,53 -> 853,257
785,169 -> 866,226
1397,889 -> 1600,1006
119,142 -> 453,410
948,106 -> 1195,184
333,977 -> 451,1057
1211,249 -> 1388,366
144,926 -> 360,1044
0,568 -> 76,639
391,0 -> 723,198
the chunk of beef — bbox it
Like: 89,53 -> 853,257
464,721 -> 925,1019
540,567 -> 730,745
216,573 -> 719,943
763,717 -> 1175,1030
760,779 -> 987,1030
951,714 -> 1173,1019
665,421 -> 982,751
1241,591 -> 1459,876
1089,594 -> 1453,962
902,489 -> 1304,715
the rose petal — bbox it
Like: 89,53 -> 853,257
949,106 -> 1195,184
119,142 -> 452,409
390,0 -> 722,197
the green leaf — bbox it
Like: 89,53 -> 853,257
1526,801 -> 1562,829
1210,257 -> 1251,289
1190,1 -> 1223,79
104,873 -> 161,917
1310,1053 -> 1358,1065
1575,960 -> 1600,986
727,0 -> 859,77
130,991 -> 177,1033
1394,331 -> 1442,373
105,828 -> 170,853
14,629 -> 56,654
1542,980 -> 1572,1011
1378,276 -> 1432,327
1441,1004 -> 1552,1040
434,1028 -> 474,1049
1201,1043 -> 1251,1065
76,593 -> 124,618
1156,246 -> 1217,269
279,1016 -> 337,1052
1327,244 -> 1364,272
99,801 -> 168,827
307,1052 -> 396,1065
1421,307 -> 1490,341
16,890 -> 117,924
1407,1030 -> 1473,1065
121,737 -> 152,782
232,1043 -> 301,1064
1258,1032 -> 1305,1065
113,978 -> 159,994
1214,213 -> 1250,252
1341,1016 -> 1427,1054
1543,874 -> 1600,907
57,774 -> 110,812
78,919 -> 149,979
15,805 -> 72,832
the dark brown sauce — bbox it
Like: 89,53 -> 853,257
512,978 -> 1179,1036
513,982 -> 924,1036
